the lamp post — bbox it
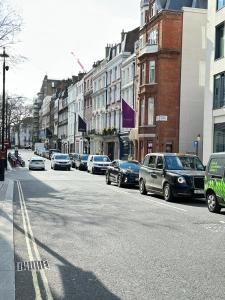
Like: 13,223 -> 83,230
0,47 -> 9,151
0,48 -> 9,177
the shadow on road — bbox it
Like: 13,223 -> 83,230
11,171 -> 121,300
13,221 -> 120,300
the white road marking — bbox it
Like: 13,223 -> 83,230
17,181 -> 53,300
220,221 -> 225,224
100,184 -> 187,212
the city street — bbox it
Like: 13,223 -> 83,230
7,150 -> 225,299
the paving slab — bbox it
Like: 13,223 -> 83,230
0,178 -> 15,300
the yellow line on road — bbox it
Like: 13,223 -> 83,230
17,181 -> 42,299
17,181 -> 53,300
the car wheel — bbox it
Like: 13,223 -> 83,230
139,179 -> 147,195
117,174 -> 123,188
164,183 -> 173,202
106,173 -> 111,185
53,165 -> 56,170
68,167 -> 71,171
207,192 -> 221,213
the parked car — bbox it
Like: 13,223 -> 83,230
75,154 -> 89,170
24,145 -> 31,150
139,153 -> 205,201
87,155 -> 111,174
42,150 -> 50,159
69,153 -> 79,168
51,154 -> 71,170
106,160 -> 141,187
28,157 -> 45,170
37,148 -> 45,156
205,152 -> 225,213
49,149 -> 60,159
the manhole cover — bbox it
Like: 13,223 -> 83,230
16,260 -> 49,271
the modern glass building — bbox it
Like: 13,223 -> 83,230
203,0 -> 225,163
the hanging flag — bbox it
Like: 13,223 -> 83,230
78,115 -> 87,132
122,99 -> 135,128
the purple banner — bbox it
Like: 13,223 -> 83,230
122,99 -> 135,128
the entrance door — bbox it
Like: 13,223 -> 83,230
108,142 -> 114,161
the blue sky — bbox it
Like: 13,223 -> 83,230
4,0 -> 140,101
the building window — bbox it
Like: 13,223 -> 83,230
214,123 -> 225,152
150,1 -> 156,18
147,98 -> 154,125
213,72 -> 225,109
140,99 -> 145,126
217,0 -> 225,10
140,63 -> 145,85
149,61 -> 155,83
215,23 -> 224,59
148,30 -> 158,45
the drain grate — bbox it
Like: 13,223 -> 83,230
16,260 -> 49,272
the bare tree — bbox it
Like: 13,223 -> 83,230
3,97 -> 32,147
0,0 -> 22,48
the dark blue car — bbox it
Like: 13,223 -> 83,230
106,160 -> 141,187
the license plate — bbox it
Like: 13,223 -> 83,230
194,189 -> 204,194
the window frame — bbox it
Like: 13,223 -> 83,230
215,22 -> 224,60
217,0 -> 225,11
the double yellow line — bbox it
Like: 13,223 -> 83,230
17,181 -> 53,300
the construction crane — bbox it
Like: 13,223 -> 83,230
70,51 -> 86,73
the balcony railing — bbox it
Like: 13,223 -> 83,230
139,43 -> 158,57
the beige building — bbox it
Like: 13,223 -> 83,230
203,0 -> 225,164
179,7 -> 207,160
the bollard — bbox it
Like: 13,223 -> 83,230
0,159 -> 5,181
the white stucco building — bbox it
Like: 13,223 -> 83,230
90,59 -> 107,155
203,0 -> 225,164
121,53 -> 136,158
179,7 -> 207,160
68,83 -> 76,152
75,77 -> 85,153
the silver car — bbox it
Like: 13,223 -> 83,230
51,154 -> 71,170
28,157 -> 45,170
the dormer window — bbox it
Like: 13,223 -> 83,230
150,1 -> 156,18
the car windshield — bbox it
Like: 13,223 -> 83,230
71,154 -> 78,159
94,156 -> 110,162
54,155 -> 69,160
119,162 -> 140,170
165,156 -> 204,171
80,154 -> 88,160
31,159 -> 43,163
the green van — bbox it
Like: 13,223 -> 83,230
205,153 -> 225,213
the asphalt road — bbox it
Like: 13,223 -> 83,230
8,150 -> 225,300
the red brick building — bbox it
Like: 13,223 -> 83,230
136,0 -> 207,161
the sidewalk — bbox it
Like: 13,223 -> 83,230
0,164 -> 15,300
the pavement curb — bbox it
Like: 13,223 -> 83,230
0,179 -> 15,300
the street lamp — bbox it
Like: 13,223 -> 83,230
0,47 -> 9,151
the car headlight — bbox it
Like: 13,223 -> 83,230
177,176 -> 186,184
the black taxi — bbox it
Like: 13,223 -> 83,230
139,153 -> 205,201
